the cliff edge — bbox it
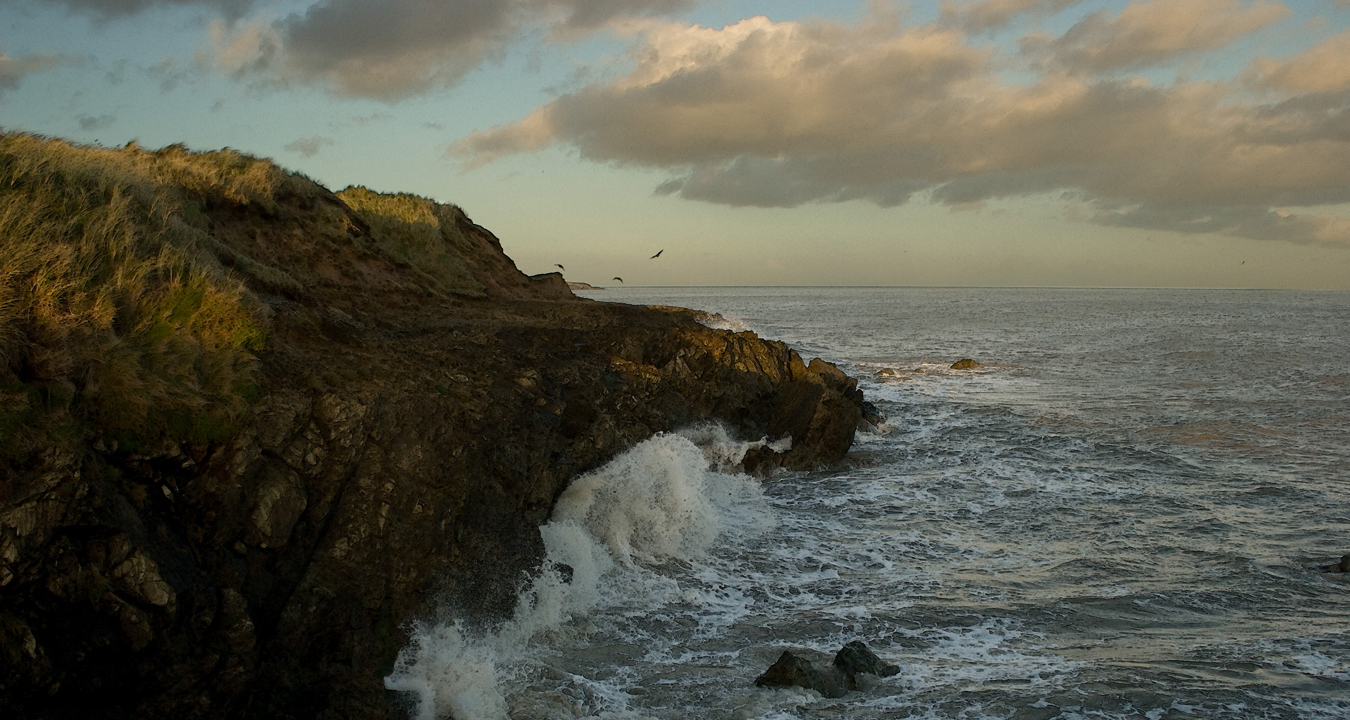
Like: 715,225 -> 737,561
0,133 -> 866,719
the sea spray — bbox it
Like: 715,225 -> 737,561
385,428 -> 775,719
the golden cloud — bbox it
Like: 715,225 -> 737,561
452,8 -> 1350,245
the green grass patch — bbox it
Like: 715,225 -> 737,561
0,131 -> 279,459
338,186 -> 486,297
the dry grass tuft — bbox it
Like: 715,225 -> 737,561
337,186 -> 485,297
0,132 -> 273,459
1,131 -> 499,465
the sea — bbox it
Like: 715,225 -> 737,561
386,287 -> 1350,720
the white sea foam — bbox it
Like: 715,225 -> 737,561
692,311 -> 755,334
385,429 -> 773,720
385,288 -> 1350,720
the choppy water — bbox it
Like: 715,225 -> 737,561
388,288 -> 1350,720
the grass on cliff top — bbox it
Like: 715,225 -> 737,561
0,131 -> 496,468
0,131 -> 280,461
337,186 -> 485,298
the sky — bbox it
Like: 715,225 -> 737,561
3,0 -> 1350,289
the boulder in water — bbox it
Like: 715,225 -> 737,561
950,358 -> 982,370
756,642 -> 899,697
754,651 -> 848,698
834,640 -> 900,688
1319,554 -> 1350,573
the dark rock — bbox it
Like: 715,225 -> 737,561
834,641 -> 900,688
1319,554 -> 1350,573
860,401 -> 886,432
527,271 -> 576,299
754,651 -> 848,698
550,562 -> 574,584
950,358 -> 982,370
0,139 -> 870,719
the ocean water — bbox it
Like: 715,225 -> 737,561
387,287 -> 1350,720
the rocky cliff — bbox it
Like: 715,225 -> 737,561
0,134 -> 866,719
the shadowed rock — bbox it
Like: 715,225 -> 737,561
950,358 -> 982,370
834,640 -> 900,689
0,134 -> 871,720
754,651 -> 848,698
1319,554 -> 1350,573
756,642 -> 900,697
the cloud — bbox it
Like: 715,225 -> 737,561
544,0 -> 697,33
284,136 -> 334,157
0,52 -> 73,95
39,0 -> 255,19
146,57 -> 190,92
1246,29 -> 1350,94
451,10 -> 1350,246
205,18 -> 280,79
939,0 -> 1081,33
1025,0 -> 1290,74
457,15 -> 993,167
78,113 -> 117,130
205,0 -> 697,101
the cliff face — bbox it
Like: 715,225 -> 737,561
0,135 -> 865,719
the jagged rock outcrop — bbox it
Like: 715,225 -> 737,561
755,650 -> 848,698
755,641 -> 900,698
833,640 -> 901,687
0,134 -> 867,720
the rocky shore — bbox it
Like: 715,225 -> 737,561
0,135 -> 867,719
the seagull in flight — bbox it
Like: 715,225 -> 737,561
613,276 -> 624,283
650,249 -> 663,259
555,263 -> 565,271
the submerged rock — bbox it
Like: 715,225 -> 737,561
834,640 -> 900,687
756,642 -> 900,697
950,358 -> 983,370
755,651 -> 848,698
1319,554 -> 1350,573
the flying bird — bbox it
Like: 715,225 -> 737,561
555,263 -> 565,271
613,276 -> 624,283
650,249 -> 663,259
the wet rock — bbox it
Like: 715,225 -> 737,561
1319,554 -> 1350,573
550,562 -> 574,584
859,401 -> 887,433
950,358 -> 983,370
0,138 -> 870,719
3,297 -> 867,719
754,651 -> 848,698
756,642 -> 900,697
834,640 -> 900,688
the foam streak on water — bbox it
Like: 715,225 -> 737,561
393,288 -> 1350,719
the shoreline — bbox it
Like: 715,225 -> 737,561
0,133 -> 868,719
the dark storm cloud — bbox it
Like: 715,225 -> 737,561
939,0 -> 1081,33
41,0 -> 254,19
548,0 -> 697,32
272,0 -> 517,99
207,0 -> 698,101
